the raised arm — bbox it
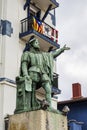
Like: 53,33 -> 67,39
52,44 -> 70,58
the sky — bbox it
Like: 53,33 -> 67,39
55,0 -> 87,101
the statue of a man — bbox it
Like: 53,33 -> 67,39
18,36 -> 70,111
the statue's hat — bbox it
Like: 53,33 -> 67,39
28,35 -> 36,44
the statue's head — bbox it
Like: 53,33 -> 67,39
29,36 -> 40,49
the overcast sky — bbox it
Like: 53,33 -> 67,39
56,0 -> 87,101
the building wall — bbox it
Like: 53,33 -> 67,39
0,0 -> 27,77
0,82 -> 16,130
58,101 -> 87,130
0,1 -> 58,130
0,1 -> 27,130
0,83 -> 4,130
3,83 -> 16,115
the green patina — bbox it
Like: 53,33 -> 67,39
14,36 -> 70,113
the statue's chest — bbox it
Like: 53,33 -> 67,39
30,53 -> 43,66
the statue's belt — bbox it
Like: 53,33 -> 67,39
28,66 -> 46,74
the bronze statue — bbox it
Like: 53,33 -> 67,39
15,36 -> 70,113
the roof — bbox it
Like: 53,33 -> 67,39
58,97 -> 87,105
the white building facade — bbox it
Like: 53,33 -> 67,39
0,0 -> 60,130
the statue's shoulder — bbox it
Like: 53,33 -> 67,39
22,51 -> 29,57
21,51 -> 30,62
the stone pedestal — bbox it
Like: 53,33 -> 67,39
8,110 -> 67,130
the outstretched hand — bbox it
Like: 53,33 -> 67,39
63,44 -> 70,50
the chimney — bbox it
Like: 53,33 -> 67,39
72,83 -> 82,99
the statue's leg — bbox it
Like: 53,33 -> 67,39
31,82 -> 41,110
32,82 -> 36,108
42,81 -> 51,107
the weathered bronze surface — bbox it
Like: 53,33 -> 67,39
15,36 -> 70,113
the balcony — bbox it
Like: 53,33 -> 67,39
31,0 -> 59,12
19,16 -> 60,51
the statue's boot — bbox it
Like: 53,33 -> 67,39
42,82 -> 51,107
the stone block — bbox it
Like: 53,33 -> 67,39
8,110 -> 67,130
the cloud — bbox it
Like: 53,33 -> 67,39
56,0 -> 87,101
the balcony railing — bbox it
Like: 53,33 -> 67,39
19,16 -> 60,51
20,16 -> 58,43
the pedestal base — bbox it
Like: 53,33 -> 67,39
8,110 -> 67,130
